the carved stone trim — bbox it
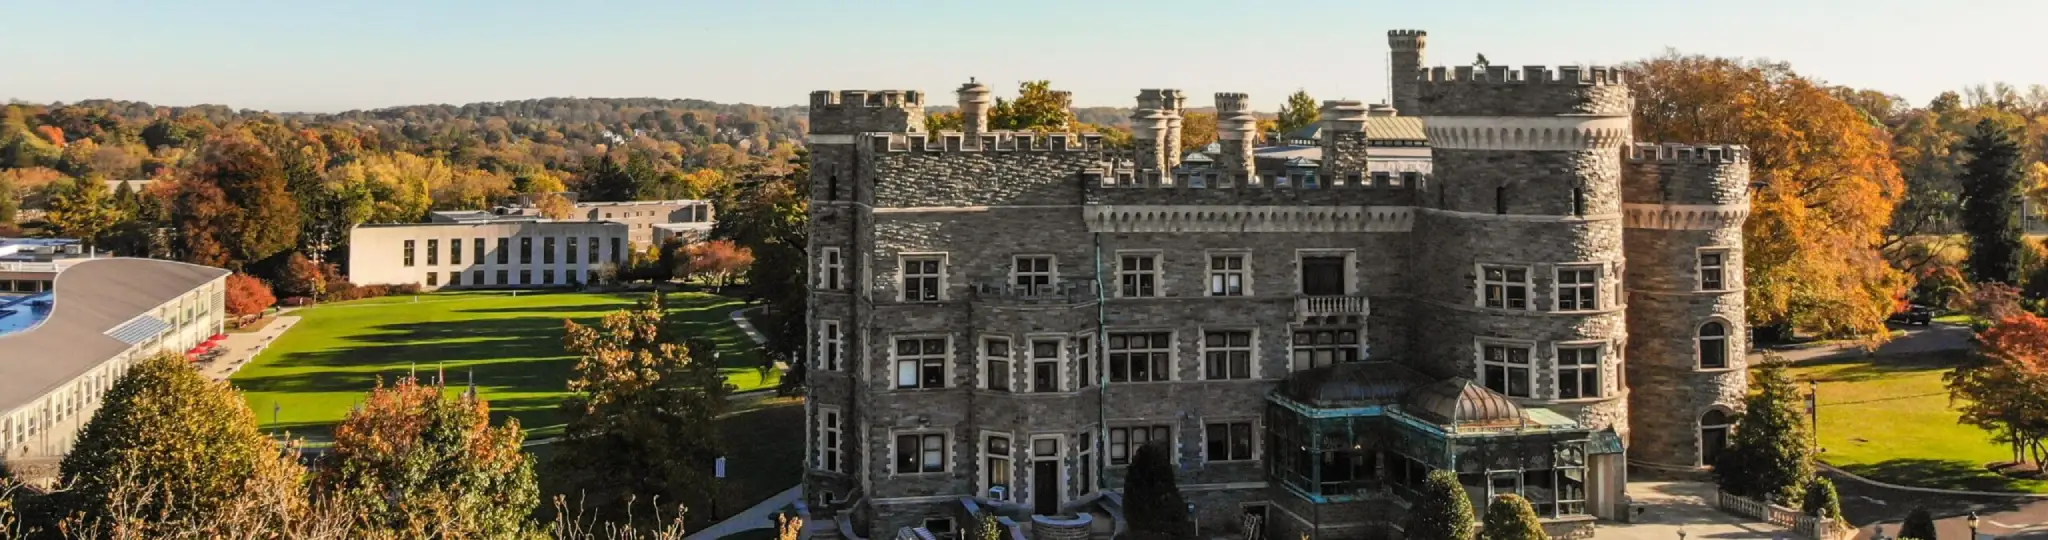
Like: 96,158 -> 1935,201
1622,203 -> 1749,230
807,134 -> 858,145
1083,205 -> 1413,233
1421,116 -> 1631,151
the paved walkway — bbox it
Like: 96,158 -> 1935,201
683,485 -> 802,540
1600,481 -> 1789,540
1753,322 -> 1973,364
201,314 -> 302,381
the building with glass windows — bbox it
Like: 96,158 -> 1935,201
346,220 -> 631,290
803,29 -> 1753,540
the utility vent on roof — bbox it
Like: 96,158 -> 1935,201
106,315 -> 171,345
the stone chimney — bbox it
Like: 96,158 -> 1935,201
1215,92 -> 1257,182
1132,89 -> 1171,172
957,78 -> 992,136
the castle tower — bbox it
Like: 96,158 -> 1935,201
1621,143 -> 1753,471
1388,30 -> 1427,115
1160,89 -> 1187,169
1411,64 -> 1633,516
1131,89 -> 1171,173
957,79 -> 992,136
1215,92 -> 1257,181
1318,100 -> 1371,179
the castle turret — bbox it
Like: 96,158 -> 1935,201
1388,30 -> 1427,115
1318,100 -> 1371,182
1132,89 -> 1171,173
957,79 -> 991,136
1215,92 -> 1257,182
1621,143 -> 1753,471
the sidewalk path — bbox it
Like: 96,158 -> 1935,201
683,485 -> 801,540
1753,323 -> 1973,364
203,315 -> 302,381
1599,481 -> 1790,540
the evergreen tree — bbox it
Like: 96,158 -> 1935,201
1898,507 -> 1937,540
1802,477 -> 1843,520
1122,442 -> 1190,540
1713,355 -> 1816,504
1276,89 -> 1320,136
1481,495 -> 1549,540
1408,469 -> 1477,540
1959,118 -> 2024,284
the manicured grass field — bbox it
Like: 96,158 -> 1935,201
1784,351 -> 2048,493
231,290 -> 774,441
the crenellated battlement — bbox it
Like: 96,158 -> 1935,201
1216,92 -> 1251,113
1388,29 -> 1427,50
867,131 -> 1105,153
1626,143 -> 1748,163
809,89 -> 927,109
1418,65 -> 1625,85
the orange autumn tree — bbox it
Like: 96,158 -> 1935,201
1948,313 -> 2048,466
1629,53 -> 1907,340
223,272 -> 275,320
317,376 -> 537,537
688,239 -> 754,287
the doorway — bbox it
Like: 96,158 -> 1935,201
1241,503 -> 1270,540
1032,437 -> 1062,515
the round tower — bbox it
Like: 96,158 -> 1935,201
1621,143 -> 1752,471
1160,89 -> 1187,169
1131,89 -> 1171,172
958,79 -> 992,136
1387,30 -> 1427,115
1215,92 -> 1257,181
1411,65 -> 1634,434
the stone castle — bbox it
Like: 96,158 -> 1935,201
802,29 -> 1752,540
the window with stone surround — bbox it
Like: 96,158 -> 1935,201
1699,249 -> 1729,291
901,254 -> 945,302
1117,253 -> 1160,298
1031,338 -> 1063,392
1480,342 -> 1533,398
1399,172 -> 1417,188
1300,255 -> 1347,296
983,433 -> 1013,500
1204,330 -> 1253,380
1109,425 -> 1171,465
1107,331 -> 1172,383
819,247 -> 843,290
982,337 -> 1011,392
1480,264 -> 1531,310
1208,253 -> 1248,296
1698,321 -> 1730,369
1555,345 -> 1602,399
1013,255 -> 1054,292
1204,421 -> 1255,462
1076,335 -> 1094,388
1554,265 -> 1599,311
894,432 -> 948,474
818,320 -> 842,371
1372,172 -> 1390,188
1078,432 -> 1095,494
1291,329 -> 1360,371
894,337 -> 949,389
818,406 -> 843,473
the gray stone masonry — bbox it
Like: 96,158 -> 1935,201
810,90 -> 926,135
1430,149 -> 1621,216
1416,66 -> 1631,117
1388,30 -> 1428,116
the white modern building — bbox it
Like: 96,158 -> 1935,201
573,200 -> 715,246
347,220 -> 632,290
0,258 -> 229,478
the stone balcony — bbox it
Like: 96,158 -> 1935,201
1296,295 -> 1369,324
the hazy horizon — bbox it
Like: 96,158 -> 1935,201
3,0 -> 2039,114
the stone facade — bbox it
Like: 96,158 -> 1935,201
805,30 -> 1751,539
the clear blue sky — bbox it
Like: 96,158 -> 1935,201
0,0 -> 2034,113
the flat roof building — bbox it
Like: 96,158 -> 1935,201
347,220 -> 632,290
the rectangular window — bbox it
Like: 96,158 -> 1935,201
1205,422 -> 1254,462
819,321 -> 842,371
566,237 -> 578,265
403,240 -> 416,267
1107,332 -> 1172,383
1109,426 -> 1170,465
1291,330 -> 1360,371
426,239 -> 439,265
895,337 -> 948,389
924,518 -> 955,535
449,271 -> 462,286
1300,255 -> 1346,296
1371,172 -> 1390,188
1481,265 -> 1531,310
496,238 -> 509,264
496,270 -> 508,285
610,238 -> 622,264
983,338 -> 1011,392
1398,172 -> 1417,188
985,435 -> 1013,499
1555,266 -> 1598,311
1700,251 -> 1727,291
542,269 -> 555,285
1204,331 -> 1253,380
426,272 -> 438,287
519,270 -> 532,285
822,248 -> 844,290
451,238 -> 463,265
902,256 -> 944,302
1076,335 -> 1094,388
1556,346 -> 1602,399
819,408 -> 843,472
1078,432 -> 1095,494
1209,254 -> 1246,297
1013,255 -> 1054,292
520,237 -> 533,264
1118,254 -> 1158,298
895,433 -> 947,474
544,237 -> 557,264
472,238 -> 484,266
1031,339 -> 1061,392
589,236 -> 601,263
472,270 -> 484,285
1482,343 -> 1533,398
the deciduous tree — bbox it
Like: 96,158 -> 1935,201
1713,354 -> 1816,504
688,239 -> 753,287
317,376 -> 537,537
1960,118 -> 2026,284
1178,112 -> 1217,154
1276,89 -> 1319,135
44,177 -> 125,249
184,133 -> 301,269
1629,53 -> 1906,340
1947,312 -> 2048,464
989,81 -> 1074,131
276,252 -> 326,299
224,273 -> 275,319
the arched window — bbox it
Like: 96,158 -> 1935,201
1698,321 -> 1728,369
1700,409 -> 1733,467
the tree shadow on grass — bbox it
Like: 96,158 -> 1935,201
1796,351 -> 1970,383
1841,458 -> 2043,493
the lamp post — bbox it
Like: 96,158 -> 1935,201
1969,511 -> 1981,540
1808,378 -> 1820,448
1679,525 -> 1688,540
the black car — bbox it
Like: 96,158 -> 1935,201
1889,304 -> 1934,326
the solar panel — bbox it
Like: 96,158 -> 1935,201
105,315 -> 171,345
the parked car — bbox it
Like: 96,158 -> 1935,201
1888,304 -> 1934,326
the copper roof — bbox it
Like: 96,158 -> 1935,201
1403,378 -> 1524,427
0,258 -> 228,412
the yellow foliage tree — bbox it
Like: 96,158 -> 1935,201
1629,53 -> 1907,339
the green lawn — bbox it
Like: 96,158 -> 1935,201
231,290 -> 775,441
1784,351 -> 2048,493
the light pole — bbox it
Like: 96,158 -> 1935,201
1808,378 -> 1820,448
1678,526 -> 1688,540
1969,511 -> 1981,540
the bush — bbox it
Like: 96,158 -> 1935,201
1123,442 -> 1190,539
1481,495 -> 1548,540
1898,507 -> 1937,540
320,282 -> 422,302
1408,469 -> 1477,540
1802,477 -> 1843,520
